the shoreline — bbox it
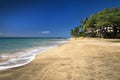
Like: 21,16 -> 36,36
0,39 -> 68,71
0,38 -> 120,80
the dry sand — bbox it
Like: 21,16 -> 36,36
0,38 -> 120,80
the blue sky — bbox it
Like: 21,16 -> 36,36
0,0 -> 120,37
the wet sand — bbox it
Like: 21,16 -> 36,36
0,38 -> 120,80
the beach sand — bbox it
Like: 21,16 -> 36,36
0,38 -> 120,80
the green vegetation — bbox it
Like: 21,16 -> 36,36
71,7 -> 120,38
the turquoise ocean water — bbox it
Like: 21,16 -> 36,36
0,37 -> 67,70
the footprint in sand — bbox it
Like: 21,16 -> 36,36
54,63 -> 73,72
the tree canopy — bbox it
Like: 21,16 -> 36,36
70,7 -> 120,38
83,7 -> 120,29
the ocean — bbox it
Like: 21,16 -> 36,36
0,37 -> 67,70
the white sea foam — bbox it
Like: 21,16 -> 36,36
0,40 -> 67,71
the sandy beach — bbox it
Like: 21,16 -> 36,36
0,38 -> 120,80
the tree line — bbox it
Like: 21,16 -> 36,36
71,7 -> 120,39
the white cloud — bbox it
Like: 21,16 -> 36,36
0,33 -> 7,37
0,33 -> 18,37
40,31 -> 50,34
0,33 -> 6,36
0,33 -> 4,35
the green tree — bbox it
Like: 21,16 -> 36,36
71,7 -> 120,38
70,27 -> 80,39
82,7 -> 120,38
